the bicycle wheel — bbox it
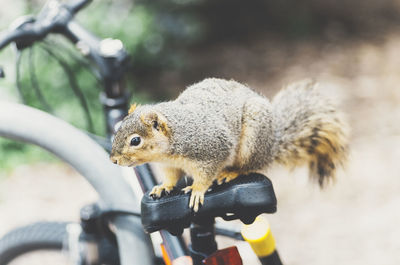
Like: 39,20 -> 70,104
0,221 -> 70,265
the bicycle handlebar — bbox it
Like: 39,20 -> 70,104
68,0 -> 92,14
0,0 -> 129,137
0,0 -> 92,51
0,29 -> 30,50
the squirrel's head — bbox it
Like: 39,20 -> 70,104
110,105 -> 171,166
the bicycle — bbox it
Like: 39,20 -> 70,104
0,1 -> 283,264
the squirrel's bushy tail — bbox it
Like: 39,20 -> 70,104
272,80 -> 348,186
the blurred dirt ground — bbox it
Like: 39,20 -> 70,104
1,24 -> 400,265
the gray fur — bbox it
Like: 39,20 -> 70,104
154,78 -> 259,163
112,78 -> 348,186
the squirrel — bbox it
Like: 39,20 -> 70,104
110,78 -> 348,212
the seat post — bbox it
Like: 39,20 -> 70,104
189,217 -> 218,265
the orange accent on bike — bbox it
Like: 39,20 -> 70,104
161,244 -> 172,265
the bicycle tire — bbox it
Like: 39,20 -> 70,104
0,221 -> 70,264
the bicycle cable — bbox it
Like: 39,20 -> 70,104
15,51 -> 26,104
37,42 -> 114,151
43,38 -> 103,85
14,40 -> 114,150
28,46 -> 54,113
39,43 -> 95,134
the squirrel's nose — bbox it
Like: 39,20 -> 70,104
110,156 -> 118,165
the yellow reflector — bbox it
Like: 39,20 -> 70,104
241,216 -> 276,257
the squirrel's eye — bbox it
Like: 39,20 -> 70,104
153,120 -> 159,130
130,136 -> 141,146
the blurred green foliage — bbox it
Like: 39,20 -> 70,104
0,139 -> 57,174
3,0 -> 389,170
0,0 -> 205,170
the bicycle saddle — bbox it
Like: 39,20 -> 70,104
141,173 -> 277,235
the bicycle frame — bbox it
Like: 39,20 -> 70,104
0,1 -> 283,264
63,8 -> 194,265
58,7 -> 244,264
0,102 -> 154,265
0,0 -> 189,263
1,0 -> 192,263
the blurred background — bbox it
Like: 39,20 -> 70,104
0,0 -> 400,264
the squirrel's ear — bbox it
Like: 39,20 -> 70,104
128,103 -> 139,115
140,110 -> 170,136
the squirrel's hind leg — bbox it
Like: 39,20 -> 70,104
214,97 -> 272,186
150,167 -> 184,198
216,170 -> 240,185
235,97 -> 275,172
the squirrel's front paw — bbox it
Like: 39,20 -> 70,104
182,185 -> 206,212
149,184 -> 174,198
189,190 -> 205,212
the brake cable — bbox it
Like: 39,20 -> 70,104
15,51 -> 26,104
28,46 -> 54,112
44,39 -> 103,85
39,44 -> 95,134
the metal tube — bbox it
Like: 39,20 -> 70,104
134,163 -> 190,260
190,218 -> 217,265
0,102 -> 153,265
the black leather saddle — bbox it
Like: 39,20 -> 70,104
141,173 -> 277,235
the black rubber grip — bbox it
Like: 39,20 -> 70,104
141,173 -> 277,235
